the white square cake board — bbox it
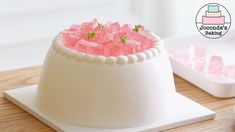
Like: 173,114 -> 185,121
3,85 -> 215,132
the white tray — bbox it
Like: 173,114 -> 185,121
4,85 -> 214,132
164,30 -> 235,98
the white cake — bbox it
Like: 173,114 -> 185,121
36,21 -> 176,128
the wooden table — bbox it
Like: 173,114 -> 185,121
1,66 -> 235,132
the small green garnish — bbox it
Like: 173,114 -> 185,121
120,36 -> 128,44
87,32 -> 96,39
97,23 -> 104,28
133,24 -> 142,32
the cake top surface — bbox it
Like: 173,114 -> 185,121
62,19 -> 157,57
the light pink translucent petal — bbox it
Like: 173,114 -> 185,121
192,59 -> 206,73
223,65 -> 235,78
205,55 -> 224,77
110,22 -> 121,33
190,44 -> 207,61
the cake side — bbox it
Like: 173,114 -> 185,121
36,33 -> 175,127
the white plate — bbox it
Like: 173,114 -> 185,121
4,85 -> 214,132
164,30 -> 235,98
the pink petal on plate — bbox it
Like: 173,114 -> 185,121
62,32 -> 80,48
69,24 -> 82,32
103,47 -> 112,57
105,21 -> 112,27
192,59 -> 206,73
189,44 -> 207,61
74,42 -> 87,52
140,38 -> 153,50
110,22 -> 121,33
113,32 -> 127,40
170,50 -> 191,67
76,39 -> 102,55
223,65 -> 235,78
205,55 -> 224,77
103,40 -> 115,56
127,39 -> 141,54
81,22 -> 94,32
122,45 -> 133,55
79,39 -> 99,47
112,48 -> 123,56
87,46 -> 103,55
94,31 -> 110,43
91,18 -> 97,26
120,24 -> 131,32
139,29 -> 150,38
110,42 -> 123,56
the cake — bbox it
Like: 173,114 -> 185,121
36,19 -> 176,128
202,5 -> 225,25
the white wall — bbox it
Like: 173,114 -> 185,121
0,0 -> 234,71
0,0 -> 140,46
0,0 -> 142,71
1,0 -> 234,45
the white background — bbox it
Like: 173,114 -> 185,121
0,0 -> 234,71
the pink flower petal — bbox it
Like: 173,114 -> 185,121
110,22 -> 120,33
62,32 -> 80,48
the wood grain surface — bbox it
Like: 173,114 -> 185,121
0,66 -> 235,132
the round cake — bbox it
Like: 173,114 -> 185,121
36,19 -> 176,128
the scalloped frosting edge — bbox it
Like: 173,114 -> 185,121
52,33 -> 164,65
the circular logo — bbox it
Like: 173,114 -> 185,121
195,3 -> 231,39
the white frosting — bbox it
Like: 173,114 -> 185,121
76,53 -> 85,61
116,56 -> 128,65
144,50 -> 153,59
149,48 -> 159,57
36,33 -> 176,128
105,57 -> 116,65
84,54 -> 95,62
136,53 -> 147,62
93,56 -> 106,64
127,55 -> 137,64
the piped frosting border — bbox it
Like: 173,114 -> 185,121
52,33 -> 163,65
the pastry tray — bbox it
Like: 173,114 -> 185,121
164,30 -> 235,98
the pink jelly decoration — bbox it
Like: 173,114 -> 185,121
62,19 -> 155,56
223,65 -> 235,79
169,50 -> 191,67
109,22 -> 121,33
205,55 -> 224,78
192,59 -> 206,73
76,39 -> 103,55
168,44 -> 235,82
62,32 -> 80,48
189,44 -> 207,61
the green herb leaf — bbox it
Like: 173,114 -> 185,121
87,32 -> 96,39
120,36 -> 128,44
133,24 -> 142,32
97,23 -> 104,28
